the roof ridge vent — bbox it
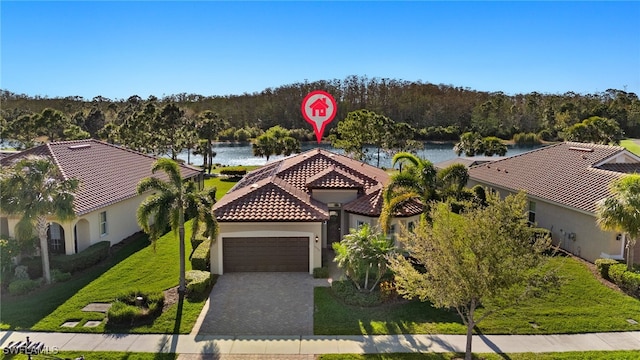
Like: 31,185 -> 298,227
569,146 -> 594,152
68,144 -> 91,150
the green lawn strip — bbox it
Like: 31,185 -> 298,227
0,234 -> 148,330
30,221 -> 205,333
319,352 -> 640,360
315,256 -> 640,335
0,352 -> 176,360
620,139 -> 640,155
203,177 -> 237,200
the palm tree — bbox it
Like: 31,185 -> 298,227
596,174 -> 640,270
437,163 -> 470,200
184,183 -> 219,251
0,156 -> 79,284
380,152 -> 436,234
137,158 -> 192,293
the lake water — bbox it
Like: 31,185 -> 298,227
178,142 -> 541,168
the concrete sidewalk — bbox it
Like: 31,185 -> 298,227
2,331 -> 640,356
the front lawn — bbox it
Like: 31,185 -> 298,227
24,222 -> 207,333
315,256 -> 640,335
620,139 -> 640,155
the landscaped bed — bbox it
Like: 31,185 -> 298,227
315,256 -> 640,335
318,351 -> 640,360
1,220 -> 213,334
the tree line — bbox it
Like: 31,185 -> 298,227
2,75 -> 638,154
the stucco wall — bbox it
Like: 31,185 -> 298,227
311,189 -> 359,204
212,221 -> 323,275
468,179 -> 622,263
1,193 -> 147,255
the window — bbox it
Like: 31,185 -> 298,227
528,201 -> 536,224
388,224 -> 396,240
356,220 -> 367,229
100,211 -> 108,236
408,221 -> 415,232
48,223 -> 64,253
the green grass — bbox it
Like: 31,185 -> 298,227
0,233 -> 149,330
1,221 -> 209,334
315,256 -> 640,335
319,352 -> 640,360
0,352 -> 176,360
621,139 -> 640,155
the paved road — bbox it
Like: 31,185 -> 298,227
2,331 -> 640,356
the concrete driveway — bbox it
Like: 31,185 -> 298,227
193,273 -> 330,336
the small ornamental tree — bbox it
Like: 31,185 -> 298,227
332,224 -> 395,292
388,192 -> 557,360
596,174 -> 640,270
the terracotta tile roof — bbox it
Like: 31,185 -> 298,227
214,148 -> 423,222
213,177 -> 329,222
1,139 -> 202,216
434,156 -> 504,170
343,187 -> 423,217
468,142 -> 639,213
306,165 -> 365,189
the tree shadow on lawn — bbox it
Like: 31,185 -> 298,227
0,233 -> 150,330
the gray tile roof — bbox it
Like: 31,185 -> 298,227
468,142 -> 640,213
1,139 -> 202,216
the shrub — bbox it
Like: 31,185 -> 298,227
8,278 -> 41,295
621,271 -> 640,297
513,132 -> 542,145
379,280 -> 398,302
13,265 -> 30,281
219,167 -> 247,178
0,238 -> 19,283
107,290 -> 164,325
52,269 -> 72,283
595,258 -> 620,280
51,241 -> 110,273
190,237 -> 205,251
331,280 -> 382,307
186,270 -> 211,295
190,239 -> 211,271
21,257 -> 43,279
609,263 -> 627,285
313,266 -> 329,278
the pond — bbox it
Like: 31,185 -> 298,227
177,142 -> 542,168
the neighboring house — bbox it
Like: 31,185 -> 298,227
467,142 -> 640,263
0,139 -> 202,255
434,156 -> 506,170
211,148 -> 422,274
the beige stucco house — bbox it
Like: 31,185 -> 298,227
467,142 -> 640,264
211,148 -> 422,275
0,139 -> 202,255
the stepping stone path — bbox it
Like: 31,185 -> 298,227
83,320 -> 102,328
61,321 -> 80,328
81,303 -> 112,313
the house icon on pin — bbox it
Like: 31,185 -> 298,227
309,97 -> 329,117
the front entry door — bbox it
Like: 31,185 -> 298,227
328,210 -> 341,245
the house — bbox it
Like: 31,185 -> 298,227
0,139 -> 202,255
309,98 -> 329,117
211,148 -> 422,274
467,142 -> 640,263
434,156 -> 506,170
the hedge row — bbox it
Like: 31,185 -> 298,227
608,263 -> 640,298
186,270 -> 211,295
51,241 -> 111,273
219,167 -> 247,177
191,239 -> 211,271
595,258 -> 619,281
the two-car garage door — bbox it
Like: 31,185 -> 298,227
222,237 -> 309,272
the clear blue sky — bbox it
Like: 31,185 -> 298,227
2,1 -> 639,99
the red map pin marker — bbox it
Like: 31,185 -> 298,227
301,90 -> 337,143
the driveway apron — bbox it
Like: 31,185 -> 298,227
195,273 -> 329,336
